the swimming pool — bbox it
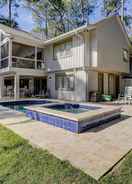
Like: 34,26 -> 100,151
45,103 -> 101,114
0,100 -> 52,113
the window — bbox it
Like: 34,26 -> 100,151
123,49 -> 129,62
1,42 -> 9,59
53,39 -> 72,59
55,73 -> 74,91
12,42 -> 35,59
37,48 -> 43,60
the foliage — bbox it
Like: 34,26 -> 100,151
25,0 -> 96,39
0,0 -> 19,27
102,0 -> 132,27
0,15 -> 18,28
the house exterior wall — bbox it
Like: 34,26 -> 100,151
47,69 -> 87,102
89,30 -> 98,68
88,71 -> 98,92
96,17 -> 129,73
45,34 -> 85,72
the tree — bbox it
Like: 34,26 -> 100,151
25,0 -> 96,39
0,0 -> 19,27
0,15 -> 18,28
68,0 -> 95,27
102,0 -> 132,27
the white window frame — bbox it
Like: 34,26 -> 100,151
53,38 -> 72,60
123,49 -> 129,62
55,73 -> 74,91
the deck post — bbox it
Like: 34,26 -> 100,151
35,47 -> 37,69
0,76 -> 4,99
8,39 -> 12,68
14,74 -> 20,99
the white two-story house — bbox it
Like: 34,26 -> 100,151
0,16 -> 131,101
45,16 -> 131,101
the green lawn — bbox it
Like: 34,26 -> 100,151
0,125 -> 132,184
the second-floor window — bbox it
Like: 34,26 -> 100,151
53,39 -> 72,59
123,49 -> 129,62
1,42 -> 8,59
12,42 -> 35,59
12,42 -> 44,69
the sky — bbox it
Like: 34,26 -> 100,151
0,1 -> 34,31
0,0 -> 132,33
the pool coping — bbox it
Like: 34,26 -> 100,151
25,103 -> 122,122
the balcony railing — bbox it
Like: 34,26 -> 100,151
0,56 -> 45,70
12,56 -> 45,70
12,56 -> 35,69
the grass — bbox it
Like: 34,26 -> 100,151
0,125 -> 96,184
0,125 -> 132,184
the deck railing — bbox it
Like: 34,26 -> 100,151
12,56 -> 35,69
0,56 -> 45,70
12,56 -> 45,70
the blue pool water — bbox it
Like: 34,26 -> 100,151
46,103 -> 101,114
0,100 -> 52,113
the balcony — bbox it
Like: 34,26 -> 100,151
0,40 -> 45,70
12,57 -> 35,69
0,56 -> 45,70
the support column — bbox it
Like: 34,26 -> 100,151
0,33 -> 1,69
29,78 -> 34,95
104,73 -> 109,94
8,39 -> 12,68
35,47 -> 37,69
14,74 -> 19,99
0,76 -> 4,99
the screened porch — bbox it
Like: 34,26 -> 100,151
0,32 -> 45,70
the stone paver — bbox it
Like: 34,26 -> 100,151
0,105 -> 132,180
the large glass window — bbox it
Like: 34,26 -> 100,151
53,39 -> 72,59
12,42 -> 44,69
12,42 -> 35,59
55,73 -> 74,91
1,42 -> 9,59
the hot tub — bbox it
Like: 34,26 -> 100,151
26,103 -> 121,133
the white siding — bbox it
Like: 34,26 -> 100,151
96,17 -> 129,73
90,30 -> 98,67
45,34 -> 85,71
88,71 -> 98,92
47,70 -> 87,101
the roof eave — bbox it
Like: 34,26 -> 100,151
43,25 -> 96,46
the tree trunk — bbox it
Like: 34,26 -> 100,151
80,0 -> 85,24
45,5 -> 48,39
8,0 -> 12,27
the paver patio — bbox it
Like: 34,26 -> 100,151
0,105 -> 132,180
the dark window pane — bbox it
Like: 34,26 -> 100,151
12,42 -> 35,59
37,48 -> 43,60
1,42 -> 9,59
